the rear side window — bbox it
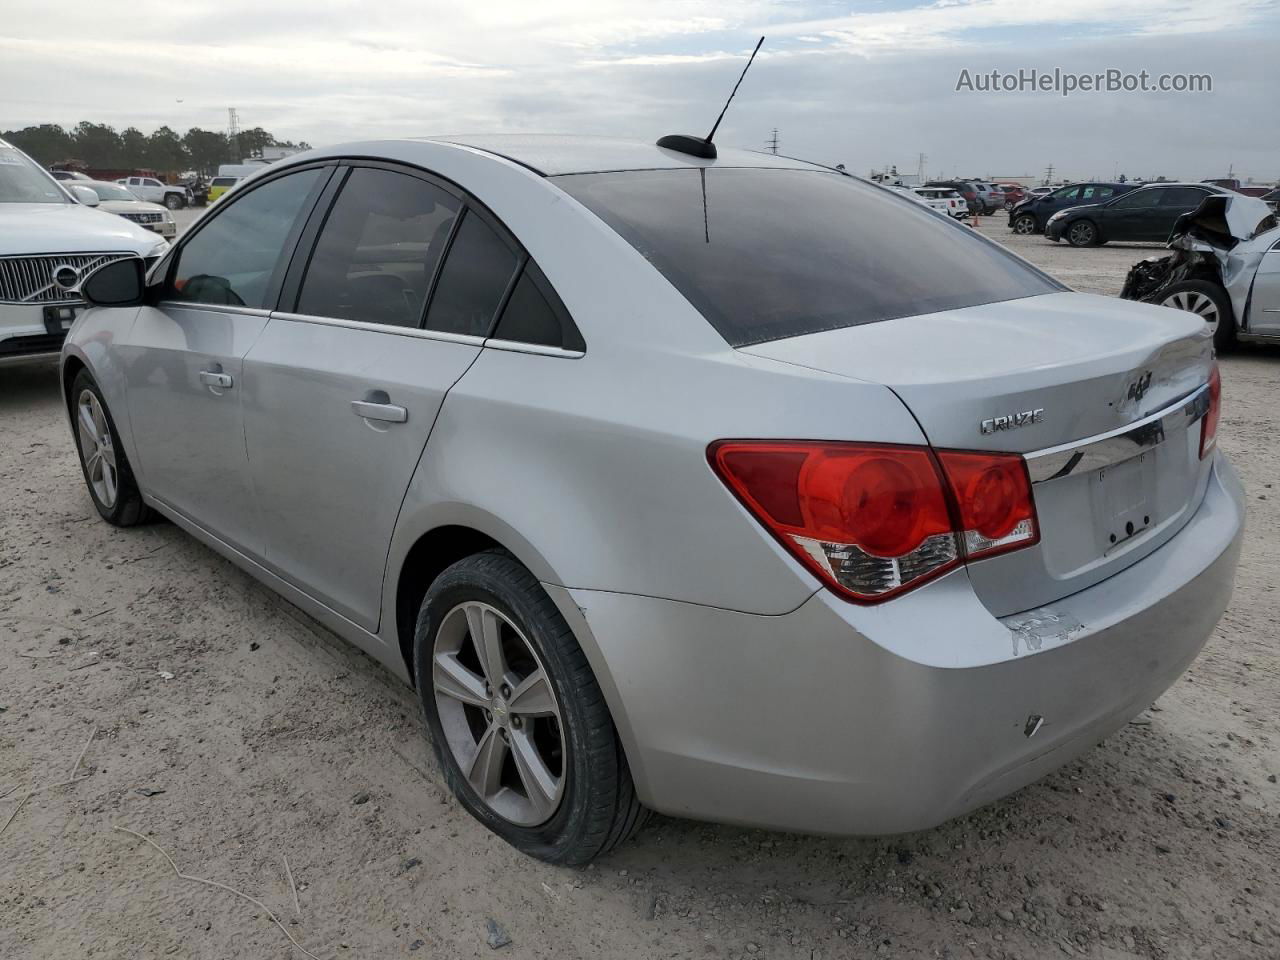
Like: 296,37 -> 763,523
555,168 -> 1061,347
423,210 -> 519,337
170,168 -> 321,309
296,167 -> 460,327
1160,187 -> 1210,207
492,262 -> 585,351
1112,189 -> 1162,209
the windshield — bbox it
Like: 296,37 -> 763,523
91,183 -> 139,202
0,143 -> 68,204
555,168 -> 1061,347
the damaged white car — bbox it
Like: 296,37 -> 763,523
1121,194 -> 1280,350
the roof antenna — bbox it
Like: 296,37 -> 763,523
657,36 -> 765,160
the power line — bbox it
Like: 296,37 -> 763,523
765,128 -> 779,155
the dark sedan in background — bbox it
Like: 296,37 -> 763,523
1045,182 -> 1230,247
1008,182 -> 1133,235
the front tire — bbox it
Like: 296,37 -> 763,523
164,193 -> 184,210
414,550 -> 647,864
1159,280 -> 1236,351
1066,219 -> 1100,247
71,370 -> 153,526
1012,214 -> 1038,235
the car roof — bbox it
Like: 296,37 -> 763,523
391,135 -> 831,177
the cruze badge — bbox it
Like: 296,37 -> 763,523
981,408 -> 1045,434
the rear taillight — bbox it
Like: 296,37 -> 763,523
709,441 -> 1039,604
934,451 -> 1038,560
1200,364 -> 1221,458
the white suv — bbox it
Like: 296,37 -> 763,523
1,139 -> 170,365
115,175 -> 192,210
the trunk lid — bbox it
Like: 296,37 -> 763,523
739,291 -> 1216,615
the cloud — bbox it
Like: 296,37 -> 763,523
1,0 -> 1277,180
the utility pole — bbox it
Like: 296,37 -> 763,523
917,152 -> 927,184
1044,163 -> 1055,186
228,107 -> 241,164
765,128 -> 779,155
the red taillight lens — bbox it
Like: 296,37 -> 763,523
935,451 -> 1039,560
1200,364 -> 1221,459
709,441 -> 1039,603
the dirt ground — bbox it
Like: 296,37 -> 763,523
2,221 -> 1278,960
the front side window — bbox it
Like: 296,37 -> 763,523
296,167 -> 460,327
423,211 -> 519,337
0,142 -> 67,204
169,168 -> 322,309
555,168 -> 1061,347
1051,186 -> 1080,201
1111,189 -> 1162,209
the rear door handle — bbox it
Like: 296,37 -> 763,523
351,400 -> 408,423
199,370 -> 233,389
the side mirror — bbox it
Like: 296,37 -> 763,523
82,257 -> 146,308
70,185 -> 100,207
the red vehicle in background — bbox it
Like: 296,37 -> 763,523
997,184 -> 1027,209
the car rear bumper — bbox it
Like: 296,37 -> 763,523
557,453 -> 1243,836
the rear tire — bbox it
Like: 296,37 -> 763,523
414,550 -> 647,864
1159,279 -> 1236,351
70,370 -> 153,526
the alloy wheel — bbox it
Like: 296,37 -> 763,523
1163,289 -> 1220,335
1013,216 -> 1036,235
1068,221 -> 1095,245
76,389 -> 118,508
431,601 -> 566,826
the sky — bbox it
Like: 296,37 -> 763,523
2,0 -> 1277,182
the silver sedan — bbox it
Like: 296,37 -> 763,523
61,136 -> 1243,863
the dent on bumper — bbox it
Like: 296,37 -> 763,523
560,455 -> 1244,836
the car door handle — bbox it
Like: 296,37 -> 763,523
199,370 -> 233,389
351,400 -> 408,423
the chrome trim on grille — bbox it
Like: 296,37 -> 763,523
1025,384 -> 1210,484
0,252 -> 132,304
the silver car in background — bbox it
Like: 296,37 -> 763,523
61,136 -> 1242,864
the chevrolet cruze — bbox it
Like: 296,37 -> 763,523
61,136 -> 1243,864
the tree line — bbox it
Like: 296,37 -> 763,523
1,122 -> 312,176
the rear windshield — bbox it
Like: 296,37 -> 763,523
554,168 -> 1061,347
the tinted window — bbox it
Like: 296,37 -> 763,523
1079,185 -> 1112,201
556,168 -> 1061,347
1111,189 -> 1162,209
1160,187 -> 1210,207
423,211 -> 519,337
170,168 -> 321,308
492,262 -> 584,351
296,167 -> 459,327
1051,186 -> 1080,201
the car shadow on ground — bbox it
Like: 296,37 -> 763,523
0,360 -> 62,414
